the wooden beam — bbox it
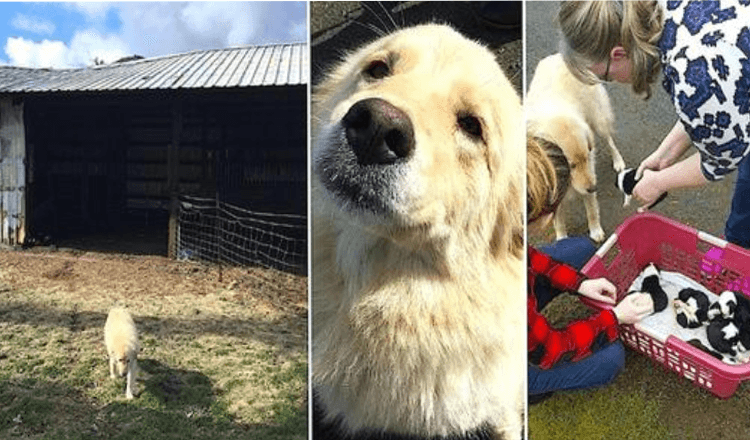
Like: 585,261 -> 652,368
167,98 -> 182,259
0,97 -> 26,246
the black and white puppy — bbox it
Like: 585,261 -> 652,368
708,290 -> 738,321
707,318 -> 741,356
687,338 -> 745,364
734,292 -> 750,327
703,291 -> 750,363
615,168 -> 668,208
633,263 -> 668,314
615,168 -> 638,207
686,338 -> 726,361
673,288 -> 710,329
731,293 -> 750,357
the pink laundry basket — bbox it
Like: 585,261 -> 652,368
580,212 -> 750,398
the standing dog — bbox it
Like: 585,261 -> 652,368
527,53 -> 626,242
312,24 -> 525,440
104,307 -> 139,399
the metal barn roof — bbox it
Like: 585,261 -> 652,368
0,42 -> 308,94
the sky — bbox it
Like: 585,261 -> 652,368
0,2 -> 307,69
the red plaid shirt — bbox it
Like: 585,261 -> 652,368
528,247 -> 619,369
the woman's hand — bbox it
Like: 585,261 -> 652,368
636,150 -> 671,179
634,153 -> 709,212
613,292 -> 653,324
578,278 -> 617,305
636,121 -> 693,179
632,169 -> 666,212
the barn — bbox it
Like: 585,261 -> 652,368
0,42 -> 308,268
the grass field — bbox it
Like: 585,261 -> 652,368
529,291 -> 750,440
0,248 -> 307,440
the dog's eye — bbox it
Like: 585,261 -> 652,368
457,114 -> 483,139
364,60 -> 390,79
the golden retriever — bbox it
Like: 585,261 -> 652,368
311,24 -> 525,440
526,53 -> 626,242
104,307 -> 139,399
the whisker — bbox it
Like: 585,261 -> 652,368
376,1 -> 399,32
348,19 -> 387,38
360,1 -> 392,35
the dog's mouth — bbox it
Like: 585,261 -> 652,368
314,98 -> 415,216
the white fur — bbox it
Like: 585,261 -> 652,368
312,24 -> 524,440
723,323 -> 740,340
718,290 -> 737,318
104,307 -> 139,399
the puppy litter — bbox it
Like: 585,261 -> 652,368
628,267 -> 750,365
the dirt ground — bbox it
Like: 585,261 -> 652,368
0,245 -> 308,370
0,247 -> 306,316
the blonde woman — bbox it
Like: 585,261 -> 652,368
559,1 -> 750,248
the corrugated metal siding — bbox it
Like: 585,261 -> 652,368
0,98 -> 25,245
0,43 -> 308,94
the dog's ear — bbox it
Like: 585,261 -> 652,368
489,173 -> 524,260
483,70 -> 523,261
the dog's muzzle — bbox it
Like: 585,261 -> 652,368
315,98 -> 415,216
343,98 -> 415,165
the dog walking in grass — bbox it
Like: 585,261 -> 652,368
104,307 -> 139,399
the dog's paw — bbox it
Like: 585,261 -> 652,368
590,227 -> 606,243
613,157 -> 626,174
622,195 -> 631,207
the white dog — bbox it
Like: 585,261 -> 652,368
104,307 -> 139,399
527,53 -> 626,242
312,24 -> 525,440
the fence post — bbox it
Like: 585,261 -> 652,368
168,183 -> 178,259
215,191 -> 222,281
167,141 -> 178,259
167,99 -> 182,259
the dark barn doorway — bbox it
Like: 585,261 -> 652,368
23,87 -> 306,257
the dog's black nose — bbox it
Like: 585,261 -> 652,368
343,98 -> 415,165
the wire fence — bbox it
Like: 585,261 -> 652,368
176,195 -> 307,274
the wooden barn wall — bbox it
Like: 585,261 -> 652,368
23,87 -> 306,239
0,97 -> 26,245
